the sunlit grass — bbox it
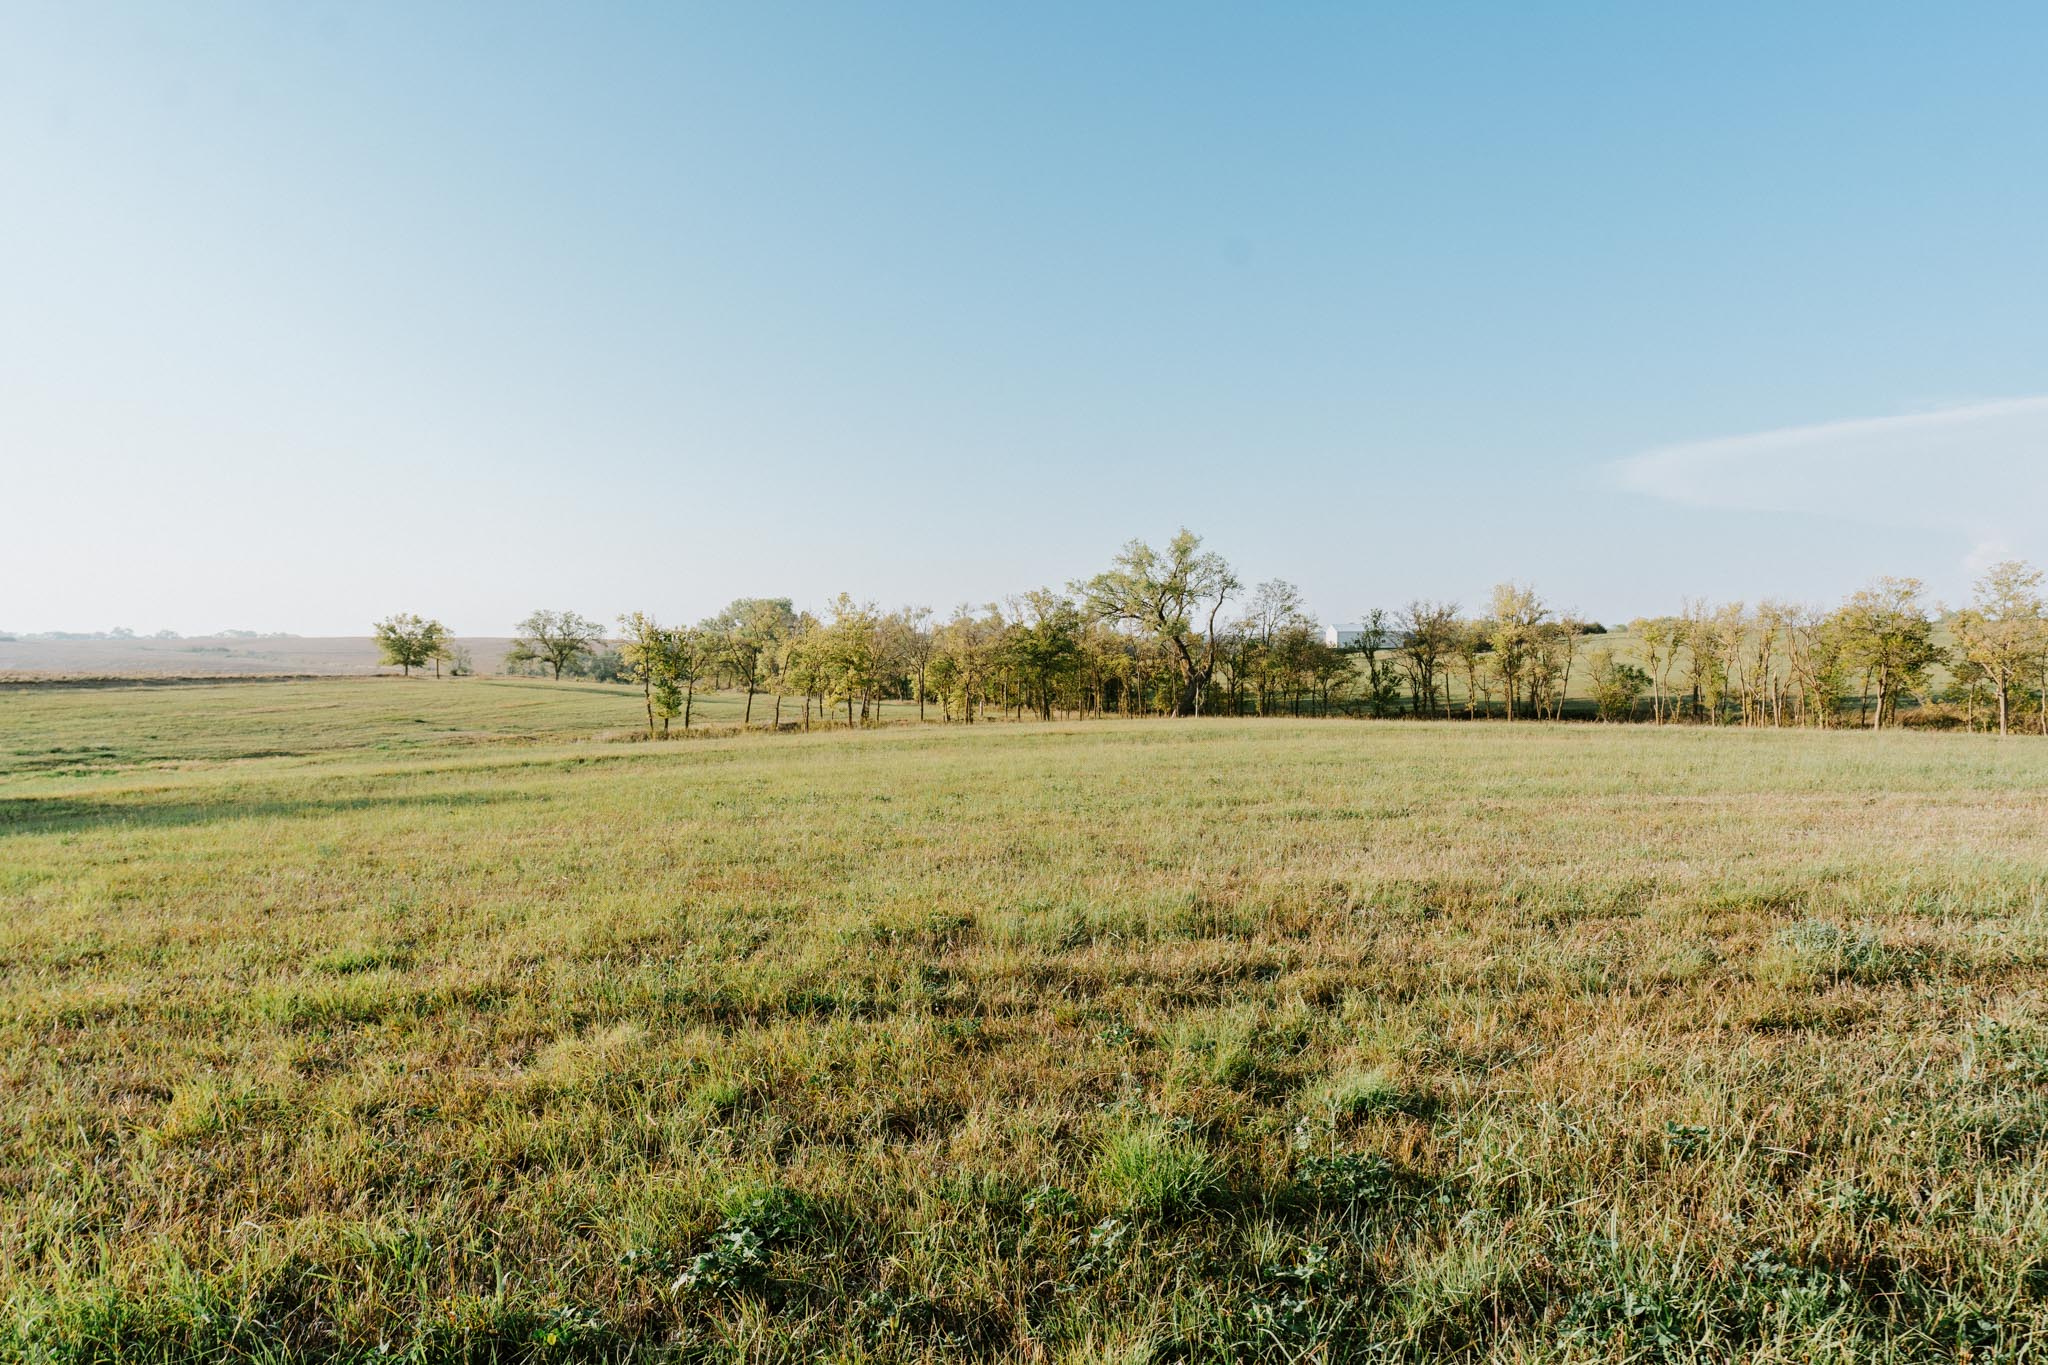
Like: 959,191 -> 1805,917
3,679 -> 2047,1360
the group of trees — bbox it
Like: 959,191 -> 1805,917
371,614 -> 469,678
1618,567 -> 2047,734
376,534 -> 2048,737
1332,587 -> 1605,724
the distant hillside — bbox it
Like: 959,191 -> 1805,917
0,635 -> 519,680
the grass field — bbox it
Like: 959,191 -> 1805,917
5,680 -> 2048,1361
0,676 -> 927,783
0,637 -> 524,680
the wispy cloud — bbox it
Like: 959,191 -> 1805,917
1610,397 -> 2048,574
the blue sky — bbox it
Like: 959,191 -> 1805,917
5,3 -> 2045,635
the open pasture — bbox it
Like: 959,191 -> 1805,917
4,680 -> 2048,1361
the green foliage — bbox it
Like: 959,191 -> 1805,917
1833,577 -> 1946,728
1294,1151 -> 1400,1205
371,612 -> 448,676
1094,1121 -> 1223,1218
506,608 -> 603,681
1077,529 -> 1240,716
1588,649 -> 1651,722
674,1187 -> 818,1293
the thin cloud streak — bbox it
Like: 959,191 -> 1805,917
1610,397 -> 2048,575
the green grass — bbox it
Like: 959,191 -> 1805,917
0,675 -> 922,782
4,679 -> 2048,1360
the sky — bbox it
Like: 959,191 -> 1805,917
4,2 -> 2045,636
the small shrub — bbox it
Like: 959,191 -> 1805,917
1662,1122 -> 1712,1158
1022,1183 -> 1079,1220
1966,1017 -> 2048,1084
1819,1182 -> 1901,1223
673,1223 -> 770,1292
1295,1152 -> 1400,1206
936,1015 -> 987,1051
1072,1214 -> 1134,1280
673,1186 -> 817,1293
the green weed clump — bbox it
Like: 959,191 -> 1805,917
1094,1121 -> 1225,1218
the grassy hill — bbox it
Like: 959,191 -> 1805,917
0,634 -> 525,679
5,680 -> 2048,1360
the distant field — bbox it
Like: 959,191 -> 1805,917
0,635 -> 521,680
4,681 -> 2048,1360
0,676 -> 907,782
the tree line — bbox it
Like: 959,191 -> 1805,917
373,532 -> 2048,737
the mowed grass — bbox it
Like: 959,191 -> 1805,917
4,681 -> 2048,1361
0,676 -> 919,783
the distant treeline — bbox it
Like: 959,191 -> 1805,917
372,531 -> 2048,737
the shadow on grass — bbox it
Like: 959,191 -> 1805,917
0,788 -> 536,838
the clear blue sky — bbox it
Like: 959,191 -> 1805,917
5,3 -> 2045,635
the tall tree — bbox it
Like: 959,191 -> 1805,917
617,612 -> 688,738
1630,616 -> 1679,723
1239,580 -> 1308,716
671,626 -> 712,730
1485,584 -> 1548,721
1784,605 -> 1847,728
1348,610 -> 1407,718
1077,530 -> 1239,717
780,614 -> 828,732
507,610 -> 602,681
372,613 -> 449,678
817,594 -> 887,727
1951,560 -> 2046,736
1677,599 -> 1723,723
1750,601 -> 1795,727
1002,590 -> 1085,721
933,605 -> 999,722
1450,619 -> 1489,720
899,606 -> 936,722
1397,600 -> 1460,718
1833,577 -> 1944,730
706,598 -> 797,727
